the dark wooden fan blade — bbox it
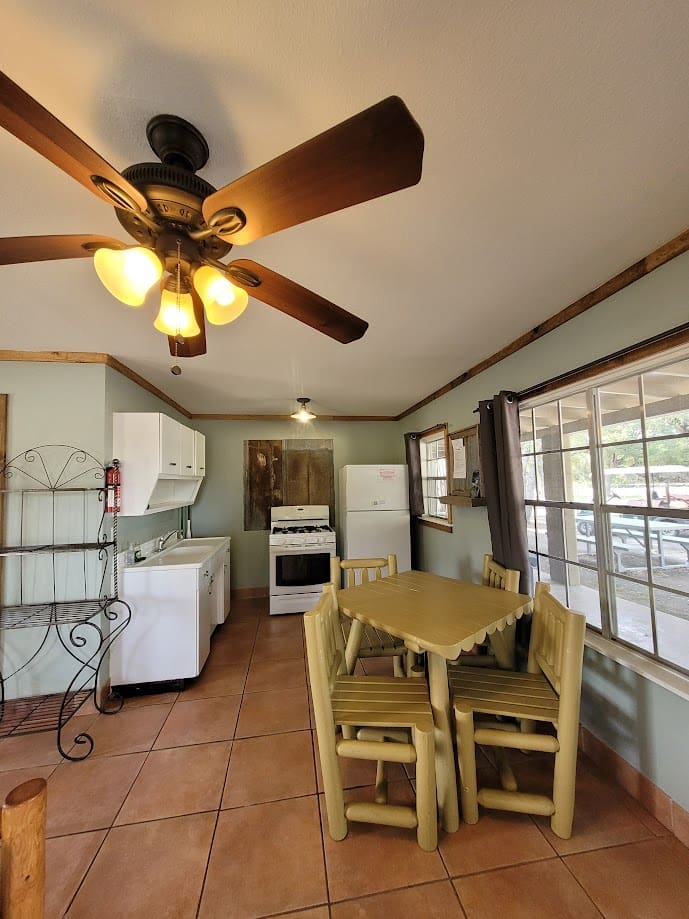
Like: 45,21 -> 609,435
228,259 -> 368,344
0,71 -> 148,211
203,96 -> 423,245
0,234 -> 127,265
167,289 -> 207,357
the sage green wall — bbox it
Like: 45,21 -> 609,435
192,419 -> 404,589
400,249 -> 689,811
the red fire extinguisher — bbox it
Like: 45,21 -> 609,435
105,463 -> 121,513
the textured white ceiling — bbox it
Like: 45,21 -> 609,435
3,0 -> 689,416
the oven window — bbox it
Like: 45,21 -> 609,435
275,552 -> 332,588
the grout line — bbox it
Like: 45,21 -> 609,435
559,851 -> 607,918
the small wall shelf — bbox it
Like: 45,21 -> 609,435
446,424 -> 485,507
439,494 -> 487,508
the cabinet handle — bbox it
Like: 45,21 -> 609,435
186,465 -> 192,469
168,462 -> 177,466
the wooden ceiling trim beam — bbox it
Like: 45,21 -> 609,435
190,414 -> 396,421
396,225 -> 689,421
0,352 -> 394,421
0,350 -> 191,419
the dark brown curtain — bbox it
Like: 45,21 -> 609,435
404,433 -> 424,517
404,432 -> 424,568
479,392 -> 532,657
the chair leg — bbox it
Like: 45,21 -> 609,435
393,655 -> 405,678
413,723 -> 437,851
550,728 -> 578,839
344,619 -> 364,674
405,649 -> 418,677
375,760 -> 388,804
454,703 -> 479,824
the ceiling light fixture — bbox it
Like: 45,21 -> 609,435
93,246 -> 162,306
94,243 -> 247,339
193,265 -> 249,325
291,397 -> 316,423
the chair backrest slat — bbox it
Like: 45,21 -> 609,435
330,555 -> 398,589
482,554 -> 520,593
528,582 -> 586,700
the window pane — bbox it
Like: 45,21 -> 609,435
646,437 -> 689,510
599,375 -> 642,444
566,563 -> 602,629
601,444 -> 647,505
561,394 -> 590,448
610,576 -> 654,652
520,409 -> 534,455
608,513 -> 650,579
522,455 -> 537,500
535,555 -> 567,604
649,515 -> 689,588
526,505 -> 537,552
536,452 -> 564,502
567,508 -> 597,565
564,449 -> 593,503
643,358 -> 689,437
534,401 -> 561,453
654,587 -> 689,672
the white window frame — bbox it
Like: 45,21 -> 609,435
419,424 -> 452,528
520,341 -> 689,698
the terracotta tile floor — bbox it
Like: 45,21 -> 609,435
2,595 -> 688,918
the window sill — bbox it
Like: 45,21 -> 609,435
585,631 -> 689,703
419,516 -> 453,533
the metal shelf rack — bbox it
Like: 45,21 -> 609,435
0,445 -> 131,759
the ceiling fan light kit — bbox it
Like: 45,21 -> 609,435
1,70 -> 424,359
291,397 -> 316,422
93,245 -> 163,306
193,265 -> 249,325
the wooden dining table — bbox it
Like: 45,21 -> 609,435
336,569 -> 532,833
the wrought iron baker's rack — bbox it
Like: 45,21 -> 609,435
0,445 -> 131,759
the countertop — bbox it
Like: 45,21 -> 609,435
124,536 -> 230,572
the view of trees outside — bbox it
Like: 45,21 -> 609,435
520,356 -> 689,674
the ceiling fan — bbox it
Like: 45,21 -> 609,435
0,71 -> 424,357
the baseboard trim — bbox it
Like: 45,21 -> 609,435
579,725 -> 689,847
230,587 -> 268,600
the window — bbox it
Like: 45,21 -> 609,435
520,350 -> 689,676
420,425 -> 450,523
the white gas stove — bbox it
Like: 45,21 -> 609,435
269,505 -> 336,615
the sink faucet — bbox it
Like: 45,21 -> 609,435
157,530 -> 181,552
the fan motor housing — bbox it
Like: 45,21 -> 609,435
115,162 -> 232,260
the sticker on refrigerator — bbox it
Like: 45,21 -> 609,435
378,467 -> 398,479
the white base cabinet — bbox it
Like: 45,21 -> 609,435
111,564 -> 212,685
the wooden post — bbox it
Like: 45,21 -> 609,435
1,777 -> 47,919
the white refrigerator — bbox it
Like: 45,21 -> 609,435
339,465 -> 411,572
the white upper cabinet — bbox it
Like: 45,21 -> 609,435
193,431 -> 206,477
113,412 -> 206,515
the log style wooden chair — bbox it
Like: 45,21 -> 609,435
452,554 -> 521,669
1,777 -> 47,919
451,582 -> 586,839
304,585 -> 438,851
330,555 -> 414,677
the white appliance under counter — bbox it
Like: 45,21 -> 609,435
111,537 -> 231,686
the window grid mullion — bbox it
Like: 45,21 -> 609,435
590,387 -> 615,640
639,374 -> 660,655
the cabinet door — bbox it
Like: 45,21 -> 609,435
159,414 -> 181,475
194,431 -> 206,477
223,547 -> 231,617
180,425 -> 195,477
197,567 -> 213,670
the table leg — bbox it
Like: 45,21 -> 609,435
427,653 -> 460,833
